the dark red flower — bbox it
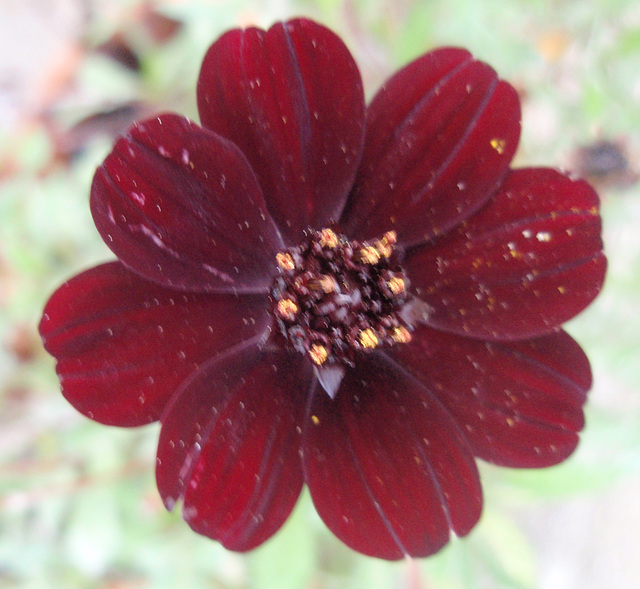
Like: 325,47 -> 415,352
40,19 -> 606,560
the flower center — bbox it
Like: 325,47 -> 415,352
269,228 -> 412,394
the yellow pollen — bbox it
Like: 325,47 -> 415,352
276,299 -> 298,320
390,326 -> 412,344
309,275 -> 336,293
319,228 -> 339,248
383,230 -> 397,244
357,246 -> 380,265
276,252 -> 295,271
311,415 -> 320,425
358,328 -> 379,349
309,343 -> 329,365
387,276 -> 405,295
375,230 -> 398,257
490,138 -> 506,154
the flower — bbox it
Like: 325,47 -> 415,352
39,18 -> 606,560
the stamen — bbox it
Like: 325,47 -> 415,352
270,228 -> 412,379
383,230 -> 397,244
319,228 -> 339,248
276,299 -> 298,321
276,252 -> 295,271
375,231 -> 397,257
356,246 -> 380,265
358,328 -> 379,349
309,343 -> 329,365
308,275 -> 336,293
390,326 -> 412,344
386,276 -> 406,295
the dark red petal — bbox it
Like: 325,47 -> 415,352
406,168 -> 606,339
39,262 -> 270,426
156,347 -> 313,551
302,353 -> 481,560
197,18 -> 365,244
392,326 -> 590,467
341,48 -> 520,247
91,113 -> 284,293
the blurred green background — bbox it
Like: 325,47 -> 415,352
1,0 -> 639,587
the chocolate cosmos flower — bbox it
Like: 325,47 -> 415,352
40,18 -> 606,559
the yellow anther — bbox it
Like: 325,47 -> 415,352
357,246 -> 380,265
276,298 -> 298,321
387,276 -> 405,295
375,241 -> 393,258
319,228 -> 339,248
276,252 -> 295,271
309,343 -> 329,365
390,326 -> 412,344
384,230 -> 397,243
358,328 -> 379,349
309,275 -> 336,293
375,230 -> 398,257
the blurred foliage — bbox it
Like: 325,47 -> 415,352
1,0 -> 639,588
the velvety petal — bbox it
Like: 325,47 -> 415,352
406,168 -> 606,339
91,113 -> 284,293
39,262 -> 270,426
197,18 -> 365,244
392,326 -> 590,467
341,47 -> 520,247
303,353 -> 481,560
156,346 -> 313,551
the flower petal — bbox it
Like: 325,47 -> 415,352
156,346 -> 313,551
302,353 -> 481,560
197,18 -> 365,244
91,113 -> 284,293
406,168 -> 606,339
39,262 -> 270,426
341,47 -> 520,247
392,326 -> 590,467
